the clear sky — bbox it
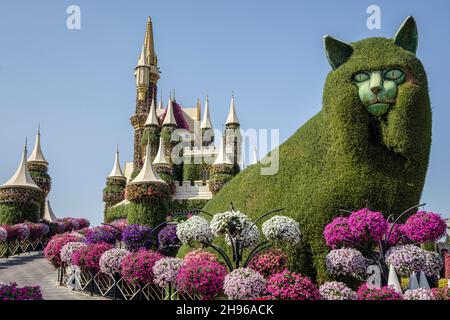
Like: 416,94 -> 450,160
0,0 -> 449,226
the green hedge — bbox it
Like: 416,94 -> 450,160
0,203 -> 41,224
183,163 -> 201,181
105,203 -> 129,223
127,200 -> 168,228
204,36 -> 431,282
168,199 -> 209,213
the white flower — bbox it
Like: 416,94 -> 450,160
99,248 -> 130,275
176,216 -> 213,245
223,268 -> 266,300
60,241 -> 87,265
325,248 -> 367,280
319,281 -> 357,300
262,216 -> 301,245
225,224 -> 260,248
403,288 -> 435,300
210,210 -> 250,237
0,227 -> 7,242
153,257 -> 183,288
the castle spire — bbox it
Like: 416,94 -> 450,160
145,99 -> 159,127
28,126 -> 48,165
1,139 -> 40,190
108,147 -> 125,178
130,143 -> 166,185
213,139 -> 233,165
226,93 -> 240,126
153,137 -> 170,166
163,99 -> 177,126
201,94 -> 213,129
43,200 -> 58,222
144,16 -> 157,66
158,95 -> 164,110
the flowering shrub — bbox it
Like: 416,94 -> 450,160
323,217 -> 354,248
100,248 -> 130,275
326,248 -> 367,280
262,216 -> 301,245
176,216 -> 213,245
403,288 -> 435,300
153,257 -> 183,287
58,218 -> 79,232
11,224 -> 30,240
0,282 -> 43,300
422,251 -> 443,277
0,227 -> 7,241
76,218 -> 90,229
319,281 -> 357,300
223,268 -> 266,300
85,226 -> 116,245
385,245 -> 426,277
432,287 -> 450,300
384,223 -> 407,245
348,208 -> 387,242
225,224 -> 260,248
266,270 -> 320,300
402,211 -> 447,243
176,260 -> 227,299
121,224 -> 153,251
110,219 -> 128,231
183,249 -> 217,264
356,284 -> 403,300
210,210 -> 251,237
60,242 -> 87,265
248,249 -> 288,278
121,249 -> 163,285
72,243 -> 113,274
44,234 -> 86,268
157,224 -> 180,249
27,223 -> 49,241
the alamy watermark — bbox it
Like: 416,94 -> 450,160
367,5 -> 381,30
66,5 -> 81,30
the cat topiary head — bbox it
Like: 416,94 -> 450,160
322,16 -> 431,163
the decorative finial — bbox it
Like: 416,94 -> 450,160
116,144 -> 119,154
38,124 -> 41,136
24,137 -> 28,152
173,88 -> 176,101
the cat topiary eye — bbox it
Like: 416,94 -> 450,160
384,69 -> 404,81
353,72 -> 370,82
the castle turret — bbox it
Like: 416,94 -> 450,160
125,143 -> 170,228
201,94 -> 214,146
225,94 -> 241,175
141,99 -> 161,163
103,147 -> 127,218
27,127 -> 51,219
0,140 -> 45,224
131,17 -> 160,175
161,98 -> 178,162
209,140 -> 234,195
153,137 -> 175,193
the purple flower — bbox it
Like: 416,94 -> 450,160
121,224 -> 153,251
401,211 -> 447,243
85,226 -> 116,244
157,224 -> 180,249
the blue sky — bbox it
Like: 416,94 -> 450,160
0,0 -> 449,226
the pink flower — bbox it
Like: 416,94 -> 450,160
248,249 -> 288,278
323,217 -> 355,248
348,208 -> 387,242
266,270 -> 320,300
401,211 -> 447,243
121,249 -> 163,285
356,284 -> 403,300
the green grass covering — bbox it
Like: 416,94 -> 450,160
127,201 -> 168,228
0,203 -> 41,224
104,203 -> 129,222
204,37 -> 431,281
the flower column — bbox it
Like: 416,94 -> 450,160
103,148 -> 127,220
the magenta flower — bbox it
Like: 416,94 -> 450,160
121,249 -> 163,285
348,208 -> 387,242
356,284 -> 403,300
323,217 -> 355,248
401,211 -> 447,243
248,249 -> 288,278
266,270 -> 320,300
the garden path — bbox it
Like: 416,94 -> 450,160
0,251 -> 104,300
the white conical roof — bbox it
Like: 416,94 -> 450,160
162,99 -> 177,126
43,200 -> 57,222
419,271 -> 430,289
108,148 -> 125,178
153,137 -> 170,166
158,97 -> 164,110
136,45 -> 148,67
201,95 -> 213,129
387,264 -> 402,293
408,272 -> 420,290
1,142 -> 40,190
145,99 -> 159,126
129,143 -> 166,185
213,140 -> 233,166
28,127 -> 48,165
225,94 -> 239,125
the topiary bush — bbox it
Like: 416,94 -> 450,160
204,17 -> 431,281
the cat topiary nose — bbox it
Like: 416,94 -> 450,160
370,72 -> 382,94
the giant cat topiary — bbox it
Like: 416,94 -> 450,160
203,17 -> 431,281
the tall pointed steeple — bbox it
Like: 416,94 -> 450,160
158,95 -> 164,110
130,143 -> 166,185
145,99 -> 159,127
28,126 -> 48,165
153,137 -> 170,167
137,45 -> 148,67
108,147 -> 125,179
43,200 -> 58,222
163,99 -> 177,126
201,94 -> 213,129
1,139 -> 40,190
144,16 -> 157,66
213,140 -> 233,165
226,93 -> 240,126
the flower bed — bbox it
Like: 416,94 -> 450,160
223,268 -> 266,300
266,270 -> 320,300
0,282 -> 43,300
121,249 -> 163,285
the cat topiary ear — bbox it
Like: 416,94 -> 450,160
393,16 -> 418,54
323,35 -> 354,70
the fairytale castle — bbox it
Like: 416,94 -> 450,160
102,17 -> 243,215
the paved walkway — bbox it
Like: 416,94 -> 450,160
0,251 -> 104,300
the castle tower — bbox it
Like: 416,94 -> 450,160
27,127 -> 51,219
225,94 -> 241,175
125,143 -> 170,228
141,99 -> 161,163
153,136 -> 175,193
201,94 -> 214,146
131,17 -> 160,174
0,140 -> 44,224
209,139 -> 234,195
161,98 -> 177,162
103,147 -> 127,219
